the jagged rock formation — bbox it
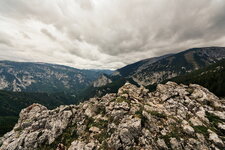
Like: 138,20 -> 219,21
0,82 -> 225,150
92,74 -> 112,87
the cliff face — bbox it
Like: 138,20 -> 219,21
1,82 -> 225,150
92,74 -> 112,87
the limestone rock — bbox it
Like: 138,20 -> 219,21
1,82 -> 225,150
89,127 -> 100,133
68,140 -> 95,150
182,124 -> 195,135
92,74 -> 112,88
218,123 -> 225,131
170,138 -> 182,150
208,130 -> 224,148
157,138 -> 168,149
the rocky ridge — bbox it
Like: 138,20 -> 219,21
0,82 -> 225,150
0,61 -> 110,92
92,74 -> 112,88
117,47 -> 225,86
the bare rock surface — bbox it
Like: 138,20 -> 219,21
0,82 -> 225,150
92,74 -> 112,87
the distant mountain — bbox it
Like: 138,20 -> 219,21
117,47 -> 225,86
0,61 -> 112,136
88,69 -> 113,75
115,54 -> 172,77
82,47 -> 225,100
0,61 -> 111,93
158,59 -> 225,97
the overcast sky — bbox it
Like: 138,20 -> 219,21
0,0 -> 225,69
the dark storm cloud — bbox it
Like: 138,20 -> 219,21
0,0 -> 225,69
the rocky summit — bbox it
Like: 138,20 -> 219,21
0,82 -> 225,150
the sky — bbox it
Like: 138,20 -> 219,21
0,0 -> 225,70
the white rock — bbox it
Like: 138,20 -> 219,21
183,125 -> 195,135
157,138 -> 168,149
170,138 -> 182,150
89,126 -> 100,133
189,117 -> 203,126
218,123 -> 225,131
208,130 -> 224,147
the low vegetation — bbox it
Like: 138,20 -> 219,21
192,126 -> 208,135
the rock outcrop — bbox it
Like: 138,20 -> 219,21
0,82 -> 225,150
92,74 -> 112,87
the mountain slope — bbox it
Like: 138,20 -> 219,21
115,54 -> 172,77
0,61 -> 110,93
80,47 -> 225,100
92,74 -> 112,87
1,82 -> 224,149
162,59 -> 225,97
0,90 -> 79,136
117,47 -> 225,86
0,90 -> 78,117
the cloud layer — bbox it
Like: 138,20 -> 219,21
0,0 -> 225,69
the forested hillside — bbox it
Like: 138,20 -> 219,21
169,59 -> 225,97
147,59 -> 225,97
0,90 -> 78,136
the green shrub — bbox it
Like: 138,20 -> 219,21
149,111 -> 167,119
135,109 -> 147,127
206,112 -> 225,136
86,117 -> 95,129
99,141 -> 110,150
86,117 -> 108,130
206,112 -> 225,125
193,126 -> 208,135
116,96 -> 130,104
95,105 -> 106,115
